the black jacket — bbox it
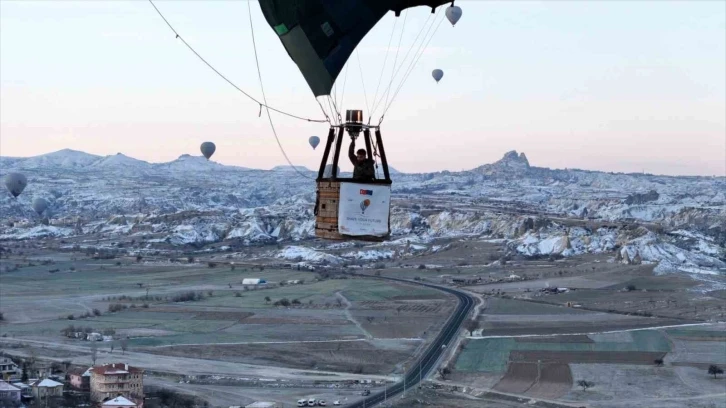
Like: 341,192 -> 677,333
349,141 -> 376,181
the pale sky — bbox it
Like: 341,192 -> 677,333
1,0 -> 724,176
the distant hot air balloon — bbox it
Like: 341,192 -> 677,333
4,173 -> 27,198
432,69 -> 444,83
200,142 -> 216,160
446,5 -> 462,26
32,198 -> 49,216
309,136 -> 320,150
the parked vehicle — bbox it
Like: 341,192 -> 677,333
297,399 -> 307,407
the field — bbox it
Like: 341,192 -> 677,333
2,233 -> 725,407
0,252 -> 454,387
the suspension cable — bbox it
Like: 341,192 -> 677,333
247,1 -> 314,180
376,9 -> 438,116
356,50 -> 371,116
368,15 -> 399,123
380,10 -> 445,123
147,0 -> 327,124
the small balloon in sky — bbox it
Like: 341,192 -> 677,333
200,142 -> 216,160
309,136 -> 320,150
446,5 -> 462,26
4,173 -> 27,198
432,69 -> 444,83
32,197 -> 49,215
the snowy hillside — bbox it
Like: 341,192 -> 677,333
1,149 -> 723,276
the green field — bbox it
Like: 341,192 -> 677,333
455,330 -> 671,373
483,298 -> 591,315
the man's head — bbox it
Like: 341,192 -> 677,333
356,149 -> 367,161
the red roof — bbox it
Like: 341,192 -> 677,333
90,363 -> 143,375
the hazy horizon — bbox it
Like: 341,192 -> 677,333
1,1 -> 724,177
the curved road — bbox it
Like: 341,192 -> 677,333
349,275 -> 476,408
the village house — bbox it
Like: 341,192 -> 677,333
68,366 -> 92,391
90,363 -> 144,407
0,358 -> 19,379
30,378 -> 64,399
0,381 -> 21,402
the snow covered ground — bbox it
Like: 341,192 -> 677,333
1,149 -> 723,276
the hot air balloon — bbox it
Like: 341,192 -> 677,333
4,173 -> 27,198
446,5 -> 462,26
32,198 -> 48,216
200,142 -> 216,160
259,0 -> 462,242
432,69 -> 444,83
309,136 -> 320,150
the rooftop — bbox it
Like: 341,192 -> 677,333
91,363 -> 143,375
35,379 -> 63,388
0,381 -> 21,392
102,396 -> 137,407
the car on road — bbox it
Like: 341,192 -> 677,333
361,390 -> 370,396
319,400 -> 326,406
333,401 -> 341,406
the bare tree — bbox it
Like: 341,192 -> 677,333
438,366 -> 452,380
90,342 -> 98,365
464,319 -> 480,336
121,338 -> 128,355
708,365 -> 723,379
578,380 -> 594,391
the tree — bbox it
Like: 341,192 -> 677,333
578,380 -> 594,391
90,342 -> 98,365
438,366 -> 452,380
264,296 -> 271,304
121,338 -> 128,355
110,341 -> 115,353
654,358 -> 664,366
0,312 -> 4,321
464,319 -> 480,336
21,362 -> 28,382
708,365 -> 723,379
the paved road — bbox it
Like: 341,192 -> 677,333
348,275 -> 476,408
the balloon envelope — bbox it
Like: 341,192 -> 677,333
32,197 -> 48,215
432,69 -> 444,82
200,142 -> 216,160
259,0 -> 451,96
446,5 -> 462,26
309,136 -> 320,150
4,173 -> 27,198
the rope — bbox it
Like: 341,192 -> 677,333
380,10 -> 445,123
378,9 -> 439,118
147,0 -> 327,123
369,15 -> 399,123
356,50 -> 371,116
338,64 -> 350,116
247,0 -> 313,181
